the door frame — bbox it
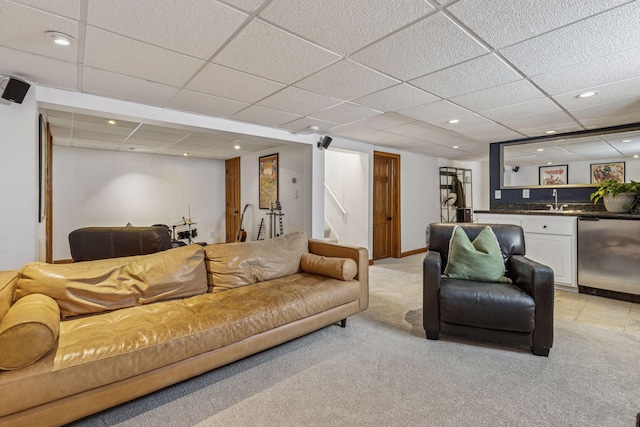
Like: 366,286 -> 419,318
373,151 -> 401,259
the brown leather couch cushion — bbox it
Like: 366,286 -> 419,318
15,245 -> 207,318
204,231 -> 309,292
0,294 -> 60,370
300,253 -> 357,281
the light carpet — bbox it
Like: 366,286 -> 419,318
70,255 -> 640,427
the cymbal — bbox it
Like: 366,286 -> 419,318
173,217 -> 196,226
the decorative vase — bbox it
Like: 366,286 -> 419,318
603,193 -> 637,213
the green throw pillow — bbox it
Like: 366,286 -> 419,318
443,225 -> 511,283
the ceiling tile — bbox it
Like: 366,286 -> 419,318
82,67 -> 179,106
130,124 -> 192,142
355,113 -> 415,130
12,0 -> 81,19
260,0 -> 434,55
168,89 -> 249,117
0,46 -> 77,89
279,117 -> 336,133
553,76 -> 640,111
186,63 -> 285,103
409,54 -> 521,99
309,103 -> 381,124
72,129 -> 127,143
352,84 -> 439,112
83,27 -> 204,87
570,98 -> 640,129
72,140 -> 122,150
213,20 -> 340,84
499,2 -> 640,76
351,12 -> 488,80
448,0 -> 630,49
385,121 -> 459,143
328,123 -> 377,139
231,105 -> 302,127
0,1 -> 77,62
357,131 -> 423,147
397,100 -> 471,123
295,59 -> 399,100
451,122 -> 524,143
224,0 -> 267,13
433,113 -> 498,133
124,137 -> 172,148
450,79 -> 545,111
481,98 -> 563,126
531,46 -> 640,95
87,0 -> 247,60
257,87 -> 341,116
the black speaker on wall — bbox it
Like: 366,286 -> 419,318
1,76 -> 31,104
317,136 -> 333,150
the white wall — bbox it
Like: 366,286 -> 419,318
324,149 -> 369,248
0,89 -> 38,270
53,146 -> 226,260
240,144 -> 311,241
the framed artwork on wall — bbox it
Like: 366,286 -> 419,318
590,161 -> 625,183
38,114 -> 46,222
539,164 -> 568,186
259,153 -> 278,209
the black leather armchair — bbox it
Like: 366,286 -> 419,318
423,223 -> 554,356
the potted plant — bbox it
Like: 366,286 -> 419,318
590,179 -> 640,213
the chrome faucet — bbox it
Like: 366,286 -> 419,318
547,189 -> 568,211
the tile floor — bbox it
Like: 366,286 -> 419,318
555,289 -> 640,337
373,253 -> 640,337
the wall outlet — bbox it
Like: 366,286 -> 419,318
495,190 -> 502,199
522,189 -> 530,198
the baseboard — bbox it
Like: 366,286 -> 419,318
400,247 -> 427,257
53,259 -> 73,264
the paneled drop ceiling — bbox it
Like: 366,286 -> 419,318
1,0 -> 640,160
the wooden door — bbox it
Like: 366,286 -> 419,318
373,152 -> 400,260
225,157 -> 241,242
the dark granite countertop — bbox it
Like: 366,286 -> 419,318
474,209 -> 640,220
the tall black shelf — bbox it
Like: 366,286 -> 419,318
439,167 -> 473,223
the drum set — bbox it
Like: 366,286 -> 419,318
154,217 -> 198,247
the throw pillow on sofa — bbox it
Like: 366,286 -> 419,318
443,225 -> 511,283
300,253 -> 358,281
15,245 -> 208,318
0,293 -> 60,370
204,231 -> 309,292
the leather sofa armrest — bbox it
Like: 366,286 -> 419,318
423,251 -> 442,336
508,255 -> 554,352
307,239 -> 369,311
0,271 -> 19,322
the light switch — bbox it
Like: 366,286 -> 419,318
495,190 -> 502,199
523,189 -> 530,198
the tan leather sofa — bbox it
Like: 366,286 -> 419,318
0,232 -> 368,426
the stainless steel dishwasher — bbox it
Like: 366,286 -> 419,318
577,217 -> 640,300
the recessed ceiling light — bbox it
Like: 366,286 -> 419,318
537,148 -> 545,152
576,91 -> 598,98
234,145 -> 240,150
448,119 -> 460,124
45,31 -> 75,46
634,154 -> 639,159
622,139 -> 632,143
107,119 -> 116,125
183,152 -> 189,157
452,145 -> 459,149
547,162 -> 552,165
309,126 -> 320,132
545,130 -> 556,134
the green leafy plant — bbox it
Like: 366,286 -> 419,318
590,179 -> 640,207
